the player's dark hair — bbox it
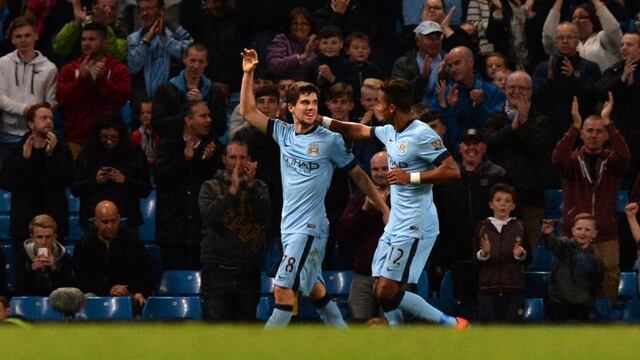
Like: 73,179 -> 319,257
490,183 -> 516,203
82,22 -> 108,39
380,79 -> 413,113
25,102 -> 52,123
318,25 -> 343,40
255,84 -> 279,100
326,82 -> 353,102
286,81 -> 320,105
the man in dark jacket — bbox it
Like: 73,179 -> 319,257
532,22 -> 600,143
74,200 -> 152,306
595,32 -> 640,185
152,43 -> 227,140
432,128 -> 508,308
483,71 -> 553,248
199,140 -> 271,322
0,103 -> 72,250
552,94 -> 629,301
154,100 -> 220,270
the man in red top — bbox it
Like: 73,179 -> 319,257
57,22 -> 131,159
552,93 -> 630,301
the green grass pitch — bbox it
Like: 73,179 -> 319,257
2,323 -> 640,359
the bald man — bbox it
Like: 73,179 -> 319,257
338,151 -> 390,321
532,22 -> 600,143
434,46 -> 505,148
74,200 -> 153,306
483,71 -> 553,248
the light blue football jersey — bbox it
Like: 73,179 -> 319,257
269,119 -> 356,236
372,120 -> 450,238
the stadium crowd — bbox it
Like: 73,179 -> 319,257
1,0 -> 640,324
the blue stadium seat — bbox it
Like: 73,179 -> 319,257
591,298 -> 614,322
261,273 -> 275,295
622,299 -> 640,322
0,214 -> 10,240
0,189 -> 10,213
617,191 -> 629,213
66,215 -> 84,243
142,296 -> 202,320
523,298 -> 545,321
121,102 -> 132,131
145,244 -> 162,284
618,272 -> 639,300
1,243 -> 15,289
256,296 -> 274,321
544,189 -> 563,219
158,270 -> 201,296
323,270 -> 352,318
66,188 -> 80,213
524,271 -> 550,298
297,296 -> 320,320
416,270 -> 430,300
527,244 -> 554,271
66,244 -> 74,258
10,296 -> 64,321
139,190 -> 156,242
76,297 -> 134,321
438,270 -> 455,312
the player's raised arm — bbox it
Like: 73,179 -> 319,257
321,116 -> 373,141
239,49 -> 269,134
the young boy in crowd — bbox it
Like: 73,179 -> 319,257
130,100 -> 160,166
357,78 -> 383,125
345,32 -> 385,88
474,183 -> 530,323
542,214 -> 605,322
307,25 -> 359,106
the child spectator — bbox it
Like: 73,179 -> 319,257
542,214 -> 605,322
492,69 -> 511,94
483,52 -> 509,81
357,78 -> 383,125
474,183 -> 530,323
345,32 -> 385,88
130,101 -> 160,166
306,25 -> 359,105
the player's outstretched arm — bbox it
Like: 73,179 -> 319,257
322,116 -> 372,141
348,165 -> 390,223
387,155 -> 460,185
239,49 -> 269,134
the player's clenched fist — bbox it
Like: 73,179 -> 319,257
387,168 -> 410,185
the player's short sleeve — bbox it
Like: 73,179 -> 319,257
418,127 -> 450,166
372,126 -> 390,147
268,119 -> 288,145
331,133 -> 357,171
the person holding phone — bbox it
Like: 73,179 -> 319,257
15,215 -> 72,296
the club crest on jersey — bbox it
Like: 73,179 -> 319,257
398,142 -> 408,154
431,140 -> 444,150
308,143 -> 320,157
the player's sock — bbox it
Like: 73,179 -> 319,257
398,290 -> 457,327
380,290 -> 405,327
265,304 -> 293,328
312,294 -> 347,328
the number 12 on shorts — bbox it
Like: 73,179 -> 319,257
387,247 -> 404,267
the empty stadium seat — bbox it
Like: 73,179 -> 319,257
415,270 -> 430,301
66,215 -> 85,243
438,270 -> 455,313
527,245 -> 554,271
0,189 -> 10,212
66,188 -> 80,213
158,270 -> 201,296
544,189 -> 563,219
10,296 -> 64,321
76,297 -> 134,321
296,296 -> 320,320
1,243 -> 15,290
139,190 -> 156,242
66,244 -> 74,258
524,271 -> 550,298
261,273 -> 275,295
323,271 -> 352,298
618,272 -> 639,300
523,298 -> 545,321
142,296 -> 202,320
591,298 -> 614,322
0,214 -> 10,240
256,296 -> 274,321
622,299 -> 640,322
